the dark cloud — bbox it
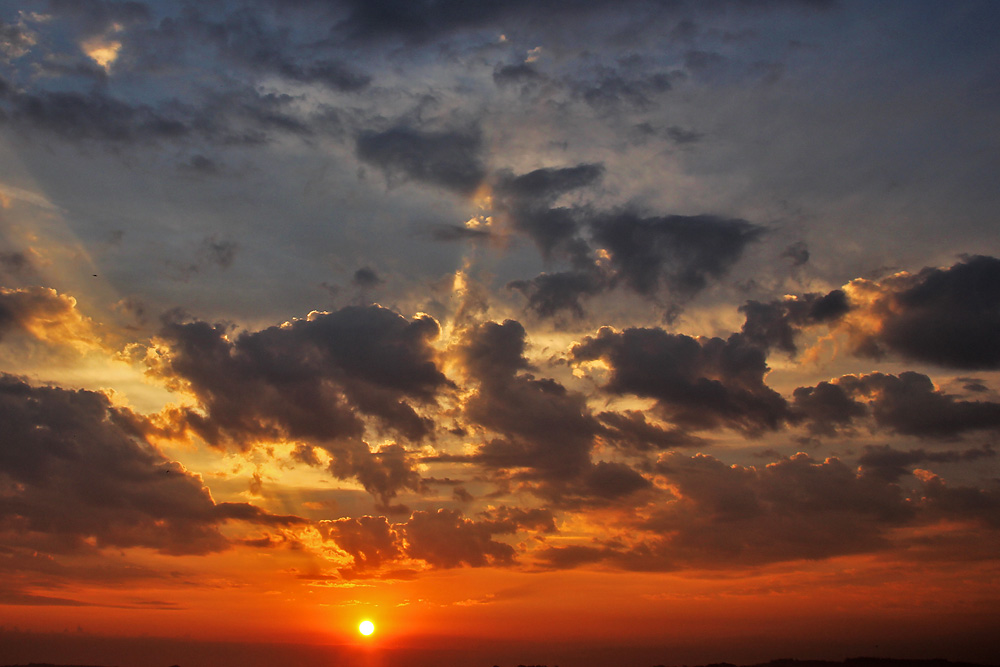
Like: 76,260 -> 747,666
590,212 -> 765,297
781,240 -> 810,266
836,371 -> 1000,438
0,251 -> 32,277
0,374 -> 298,557
596,410 -> 705,452
493,62 -> 543,87
319,515 -> 402,576
791,380 -> 867,436
860,255 -> 1000,369
7,89 -> 188,143
492,163 -> 603,260
148,305 -> 450,501
356,125 -> 485,195
352,266 -> 383,288
402,508 -> 516,568
739,289 -> 851,354
0,20 -> 35,60
426,223 -> 493,242
319,506 -> 558,577
495,163 -> 604,205
572,326 -> 789,434
330,0 -> 633,43
507,270 -> 605,318
445,320 -> 651,505
45,0 -> 151,37
201,236 -> 238,269
858,444 -> 996,482
456,320 -> 597,480
577,69 -> 673,111
543,452 -> 917,570
665,125 -> 704,144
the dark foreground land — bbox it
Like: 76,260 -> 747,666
3,658 -> 999,667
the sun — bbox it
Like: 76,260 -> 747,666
358,620 -> 375,636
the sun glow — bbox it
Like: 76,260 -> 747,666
359,620 -> 375,636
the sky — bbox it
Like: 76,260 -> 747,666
1,1 -> 1000,666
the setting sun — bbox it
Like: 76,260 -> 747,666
359,620 -> 375,636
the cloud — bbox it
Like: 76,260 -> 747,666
576,68 -> 673,111
352,266 -> 383,288
596,410 -> 705,452
0,374 -> 299,557
0,287 -> 101,351
147,305 -> 450,502
542,451 -> 918,570
572,326 -> 789,434
402,508 -> 517,568
507,270 -> 605,318
739,289 -> 851,354
455,320 -> 599,481
319,515 -> 402,576
855,255 -> 1000,369
356,125 -> 485,195
493,163 -> 603,258
858,444 -> 996,482
493,62 -> 543,87
6,88 -> 188,143
835,371 -> 1000,438
320,507 -> 555,576
590,212 -> 765,297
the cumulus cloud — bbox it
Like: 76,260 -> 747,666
572,326 -> 789,434
146,305 -> 450,502
0,286 -> 101,351
356,125 -> 485,195
0,374 -> 300,556
319,506 -> 556,576
854,255 -> 1000,369
590,212 -> 765,297
541,452 -> 917,570
858,444 -> 996,482
740,289 -> 851,354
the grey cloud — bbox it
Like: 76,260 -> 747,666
319,515 -> 402,576
401,508 -> 516,568
665,125 -> 704,144
356,125 -> 485,195
837,371 -> 1000,438
493,62 -> 543,87
495,163 -> 605,205
150,305 -> 450,502
597,410 -> 705,452
861,255 -> 1000,369
0,20 -> 35,60
572,326 -> 789,434
426,223 -> 493,242
590,212 -> 765,297
507,270 -> 605,319
791,380 -> 867,436
740,289 -> 851,354
352,266 -> 382,288
543,451 -> 917,570
858,444 -> 996,482
0,251 -> 32,277
781,240 -> 810,266
45,0 -> 151,37
577,69 -> 673,111
457,320 -> 598,481
201,236 -> 238,269
7,89 -> 188,143
0,374 -> 297,557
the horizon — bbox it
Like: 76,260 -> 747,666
1,1 -> 999,666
